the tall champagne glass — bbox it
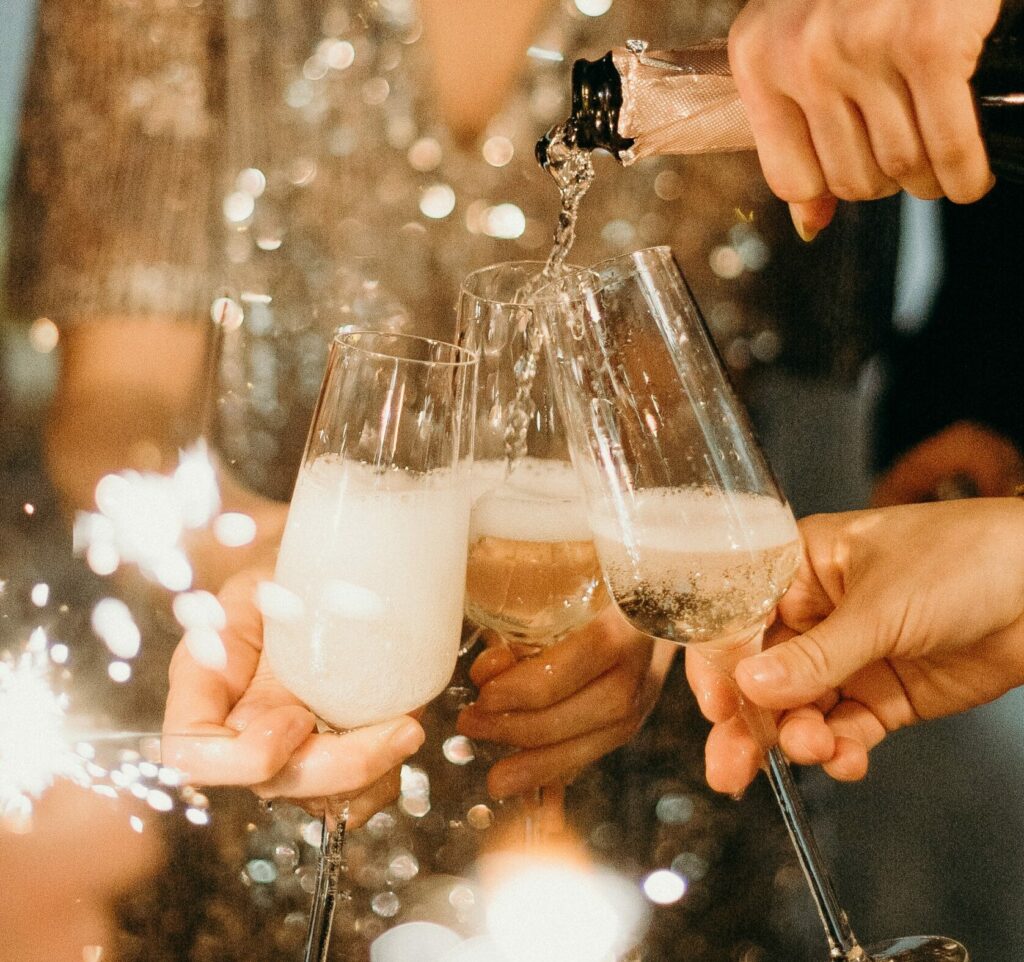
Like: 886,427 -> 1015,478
262,330 -> 477,962
458,262 -> 608,839
539,247 -> 968,962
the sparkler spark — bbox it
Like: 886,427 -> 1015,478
72,441 -> 222,591
0,630 -> 209,832
1,441 -> 244,834
0,630 -> 83,829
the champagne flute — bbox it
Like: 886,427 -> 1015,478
458,262 -> 608,839
261,330 -> 477,962
538,247 -> 968,962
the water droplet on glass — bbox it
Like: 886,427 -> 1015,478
210,296 -> 244,331
643,868 -> 687,904
302,818 -> 325,847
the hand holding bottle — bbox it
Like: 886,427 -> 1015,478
687,499 -> 1024,795
727,0 -> 1001,239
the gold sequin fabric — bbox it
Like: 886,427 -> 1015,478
7,0 -> 824,502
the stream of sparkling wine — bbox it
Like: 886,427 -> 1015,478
503,125 -> 595,467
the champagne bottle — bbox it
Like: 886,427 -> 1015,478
537,25 -> 1024,182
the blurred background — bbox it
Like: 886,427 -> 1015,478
2,2 -> 1024,960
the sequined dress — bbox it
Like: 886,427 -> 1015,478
6,1 -> 898,959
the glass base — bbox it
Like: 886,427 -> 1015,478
862,936 -> 968,961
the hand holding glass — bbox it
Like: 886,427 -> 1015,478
262,331 -> 477,962
539,247 -> 967,962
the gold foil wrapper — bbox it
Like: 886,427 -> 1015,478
614,39 -> 755,164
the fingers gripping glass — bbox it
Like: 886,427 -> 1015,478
262,331 -> 477,962
538,247 -> 968,962
458,262 -> 609,840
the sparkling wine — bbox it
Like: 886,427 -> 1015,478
466,458 -> 604,645
502,137 -> 595,468
591,488 -> 800,647
263,456 -> 470,730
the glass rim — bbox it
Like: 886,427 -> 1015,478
333,329 -> 478,368
460,259 -> 583,308
534,245 -> 674,298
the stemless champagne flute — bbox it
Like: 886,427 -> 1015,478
539,247 -> 968,962
458,262 -> 608,839
261,330 -> 477,962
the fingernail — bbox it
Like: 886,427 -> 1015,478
730,789 -> 746,802
389,719 -> 425,757
741,654 -> 789,688
790,207 -> 819,243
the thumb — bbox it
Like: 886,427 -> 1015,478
734,604 -> 877,710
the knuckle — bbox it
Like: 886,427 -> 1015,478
249,753 -> 281,785
875,151 -> 918,183
824,176 -> 861,201
930,138 -> 971,177
897,24 -> 944,73
519,677 -> 557,710
727,17 -> 761,81
764,168 -> 821,204
607,685 -> 634,723
789,631 -> 834,683
345,755 -> 374,790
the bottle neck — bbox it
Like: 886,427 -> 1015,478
567,52 -> 635,158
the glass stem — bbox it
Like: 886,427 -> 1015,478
302,801 -> 350,962
703,639 -> 869,961
762,747 -> 868,961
